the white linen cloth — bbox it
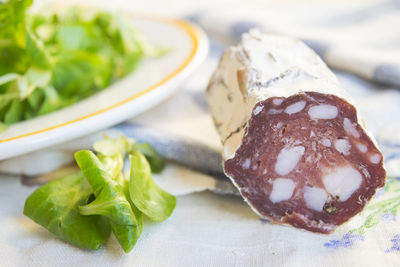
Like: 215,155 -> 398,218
1,0 -> 400,266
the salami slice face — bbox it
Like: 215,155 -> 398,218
224,92 -> 385,233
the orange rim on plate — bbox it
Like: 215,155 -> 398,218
0,17 -> 199,143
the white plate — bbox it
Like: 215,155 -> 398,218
0,15 -> 208,160
0,16 -> 208,159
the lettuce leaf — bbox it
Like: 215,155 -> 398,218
0,3 -> 165,127
23,172 -> 111,250
129,152 -> 176,222
24,135 -> 172,253
75,150 -> 143,253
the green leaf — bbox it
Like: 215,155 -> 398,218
134,143 -> 165,173
129,151 -> 176,222
36,85 -> 62,115
27,87 -> 44,110
93,135 -> 165,174
75,150 -> 142,253
117,16 -> 141,54
79,186 -> 138,226
23,134 -> 168,253
75,150 -> 137,224
57,25 -> 91,50
4,99 -> 23,124
0,45 -> 28,75
0,121 -> 7,133
117,178 -> 144,252
25,67 -> 51,88
0,0 -> 32,47
0,92 -> 19,110
0,73 -> 19,86
93,134 -> 134,156
17,67 -> 51,99
113,52 -> 142,78
97,153 -> 125,184
0,5 -> 167,126
16,75 -> 34,99
51,50 -> 111,98
132,30 -> 169,58
104,155 -> 144,252
23,172 -> 111,250
26,29 -> 51,68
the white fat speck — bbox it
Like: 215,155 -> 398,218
357,143 -> 368,153
369,153 -> 381,164
269,178 -> 295,203
268,109 -> 282,114
284,101 -> 306,115
344,118 -> 360,138
242,158 -> 251,169
334,139 -> 351,155
275,146 -> 305,175
322,165 -> 362,201
262,169 -> 267,175
310,131 -> 315,137
273,98 -> 284,105
252,164 -> 258,170
308,104 -> 338,120
321,138 -> 331,147
253,105 -> 264,115
304,186 -> 328,212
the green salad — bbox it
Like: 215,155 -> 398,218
24,134 -> 176,252
0,0 -> 166,131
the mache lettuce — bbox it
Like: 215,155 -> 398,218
75,150 -> 142,253
24,135 -> 176,252
130,152 -> 176,221
23,172 -> 111,250
0,0 -> 166,131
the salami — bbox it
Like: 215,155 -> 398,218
206,30 -> 386,233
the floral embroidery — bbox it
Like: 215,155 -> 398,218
385,234 -> 400,253
324,232 -> 364,248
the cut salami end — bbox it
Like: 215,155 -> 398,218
223,92 -> 385,233
206,30 -> 386,233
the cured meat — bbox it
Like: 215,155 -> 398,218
206,30 -> 386,233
